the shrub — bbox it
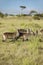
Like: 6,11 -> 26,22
0,12 -> 4,18
33,16 -> 40,20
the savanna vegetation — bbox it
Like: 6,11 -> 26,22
0,16 -> 43,65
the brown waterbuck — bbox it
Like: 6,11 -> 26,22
2,31 -> 19,41
17,29 -> 31,41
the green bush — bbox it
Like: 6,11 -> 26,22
0,12 -> 4,18
33,16 -> 40,20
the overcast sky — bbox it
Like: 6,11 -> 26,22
0,0 -> 43,14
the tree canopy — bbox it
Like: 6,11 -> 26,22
20,6 -> 26,9
29,10 -> 38,16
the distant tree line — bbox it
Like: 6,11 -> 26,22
0,12 -> 8,18
0,9 -> 43,19
34,14 -> 43,17
0,12 -> 4,18
0,12 -> 14,18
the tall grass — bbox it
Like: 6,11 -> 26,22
0,17 -> 43,65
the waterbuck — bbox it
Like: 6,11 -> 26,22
18,29 -> 30,41
2,31 -> 19,41
30,29 -> 39,36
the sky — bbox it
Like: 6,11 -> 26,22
0,0 -> 43,15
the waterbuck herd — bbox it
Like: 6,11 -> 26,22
2,28 -> 43,42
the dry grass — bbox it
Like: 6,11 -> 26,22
0,17 -> 43,65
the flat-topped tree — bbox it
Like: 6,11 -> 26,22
20,6 -> 26,15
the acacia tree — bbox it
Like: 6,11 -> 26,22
20,6 -> 26,15
29,10 -> 38,16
